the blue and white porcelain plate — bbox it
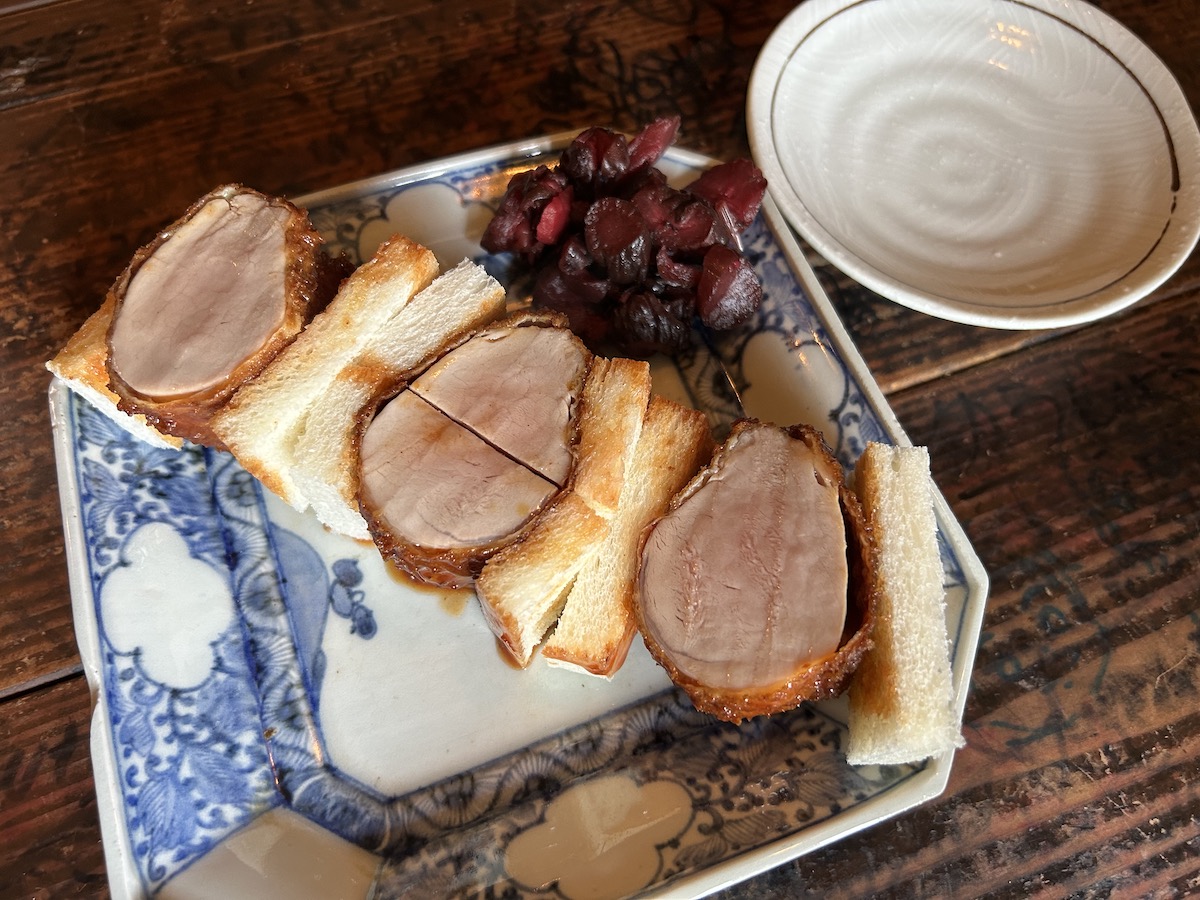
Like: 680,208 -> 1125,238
50,136 -> 989,899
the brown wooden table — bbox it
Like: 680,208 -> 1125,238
3,1 -> 1198,896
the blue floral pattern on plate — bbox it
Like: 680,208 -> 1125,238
66,396 -> 278,892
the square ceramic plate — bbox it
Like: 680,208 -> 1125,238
51,135 -> 989,899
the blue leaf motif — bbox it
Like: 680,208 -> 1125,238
76,394 -> 133,449
332,558 -> 363,587
151,469 -> 209,518
185,744 -> 254,808
329,582 -> 355,617
138,768 -> 197,852
117,706 -> 158,759
82,458 -> 134,539
351,605 -> 377,639
199,681 -> 259,744
180,526 -> 229,576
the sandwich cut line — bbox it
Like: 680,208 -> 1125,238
403,387 -> 568,491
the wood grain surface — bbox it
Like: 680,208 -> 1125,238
2,0 -> 1198,897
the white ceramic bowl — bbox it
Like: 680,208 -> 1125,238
748,0 -> 1200,328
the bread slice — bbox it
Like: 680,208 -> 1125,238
845,442 -> 963,766
46,297 -> 183,450
475,355 -> 653,666
209,235 -> 440,510
289,259 -> 507,538
567,356 -> 653,517
476,492 -> 610,665
543,396 -> 714,677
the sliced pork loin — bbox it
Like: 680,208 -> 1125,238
635,420 -> 879,723
407,311 -> 589,486
105,185 -> 348,446
358,311 -> 593,589
361,389 -> 562,547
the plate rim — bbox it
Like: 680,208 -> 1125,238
49,379 -> 143,900
747,0 -> 1200,329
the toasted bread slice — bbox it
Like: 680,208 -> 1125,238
290,259 -> 506,538
846,442 -> 964,765
568,356 -> 652,517
476,492 -> 610,666
475,355 -> 653,666
46,298 -> 183,450
210,235 -> 440,510
543,396 -> 713,677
